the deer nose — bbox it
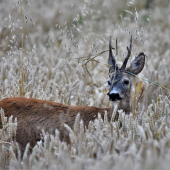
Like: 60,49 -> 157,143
108,93 -> 122,101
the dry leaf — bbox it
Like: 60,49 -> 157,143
137,81 -> 143,94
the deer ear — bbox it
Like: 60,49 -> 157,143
126,52 -> 145,75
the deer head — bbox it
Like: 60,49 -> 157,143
107,36 -> 145,110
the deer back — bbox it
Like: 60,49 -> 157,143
0,97 -> 111,154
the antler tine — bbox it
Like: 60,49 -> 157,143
109,36 -> 116,67
120,35 -> 132,71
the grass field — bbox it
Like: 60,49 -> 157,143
0,0 -> 170,169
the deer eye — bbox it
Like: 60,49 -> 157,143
124,80 -> 129,85
108,81 -> 111,86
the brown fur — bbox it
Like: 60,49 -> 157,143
0,97 -> 111,154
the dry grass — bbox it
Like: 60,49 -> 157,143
0,0 -> 170,169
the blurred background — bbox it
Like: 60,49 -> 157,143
0,0 -> 170,109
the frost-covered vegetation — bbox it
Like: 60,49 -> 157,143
0,0 -> 170,169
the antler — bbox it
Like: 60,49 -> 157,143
120,35 -> 132,71
108,36 -> 116,68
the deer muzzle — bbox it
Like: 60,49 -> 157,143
108,93 -> 123,101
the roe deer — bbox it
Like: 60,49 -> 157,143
0,35 -> 145,155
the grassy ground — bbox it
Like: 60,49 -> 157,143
0,0 -> 170,169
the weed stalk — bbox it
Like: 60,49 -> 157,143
20,0 -> 24,96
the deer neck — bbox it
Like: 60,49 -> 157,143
117,94 -> 131,113
111,93 -> 132,121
